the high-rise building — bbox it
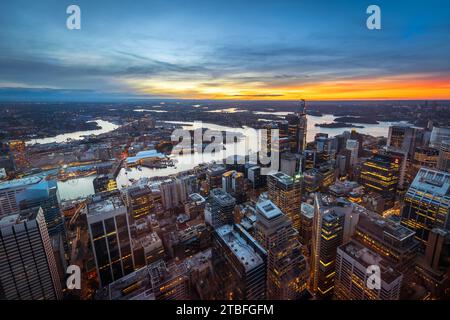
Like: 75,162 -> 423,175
334,240 -> 403,300
360,154 -> 400,210
429,126 -> 450,149
280,152 -> 299,177
310,194 -> 347,298
93,174 -> 117,193
355,210 -> 419,272
184,193 -> 206,220
401,168 -> 450,244
87,195 -> 134,287
415,228 -> 450,297
267,172 -> 302,231
254,200 -> 308,299
206,164 -> 226,193
346,139 -> 359,167
204,188 -> 236,229
212,224 -> 267,300
222,170 -> 245,203
387,125 -> 421,157
413,146 -> 439,170
0,208 -> 62,300
122,185 -> 154,222
247,165 -> 266,189
286,100 -> 307,154
300,202 -> 314,250
437,140 -> 450,172
0,176 -> 64,236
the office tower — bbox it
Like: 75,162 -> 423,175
412,146 -> 439,177
267,172 -> 302,231
248,165 -> 266,189
286,100 -> 307,154
98,260 -> 189,300
355,210 -> 419,272
334,240 -> 403,300
303,149 -> 317,170
315,135 -> 337,162
385,149 -> 408,189
212,224 -> 267,300
159,177 -> 189,210
415,228 -> 450,298
132,232 -> 165,268
401,168 -> 450,244
0,176 -> 41,217
206,164 -> 226,193
280,152 -> 300,177
184,193 -> 206,220
300,203 -> 314,249
0,208 -> 62,300
222,170 -> 245,202
360,154 -> 399,210
204,188 -> 236,229
429,126 -> 450,149
424,228 -> 449,271
122,185 -> 154,222
310,194 -> 346,298
346,139 -> 359,167
303,165 -> 335,194
303,169 -> 321,193
350,130 -> 364,157
93,174 -> 117,193
0,176 -> 64,236
87,195 -> 134,287
254,200 -> 308,299
437,140 -> 450,172
387,125 -> 421,156
336,154 -> 348,178
18,179 -> 64,236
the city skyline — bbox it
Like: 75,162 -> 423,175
1,0 -> 450,101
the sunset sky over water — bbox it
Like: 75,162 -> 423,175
1,0 -> 449,100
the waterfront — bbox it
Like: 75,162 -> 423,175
27,120 -> 119,145
54,115 -> 412,201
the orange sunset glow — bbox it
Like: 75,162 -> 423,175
128,74 -> 450,100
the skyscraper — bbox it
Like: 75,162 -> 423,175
360,154 -> 400,210
0,208 -> 62,300
122,185 -> 154,222
334,240 -> 403,300
204,188 -> 236,229
87,194 -> 134,287
0,177 -> 64,236
267,172 -> 302,231
401,168 -> 450,244
387,125 -> 421,157
437,140 -> 450,172
310,194 -> 346,298
254,200 -> 308,299
286,100 -> 307,154
212,224 -> 267,300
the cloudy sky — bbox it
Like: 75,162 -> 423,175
1,0 -> 450,100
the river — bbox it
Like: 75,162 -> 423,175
55,115 -> 412,201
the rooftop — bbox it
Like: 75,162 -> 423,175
408,167 -> 450,199
256,200 -> 282,220
339,240 -> 402,284
0,176 -> 42,191
87,195 -> 125,217
269,171 -> 297,186
216,224 -> 264,272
